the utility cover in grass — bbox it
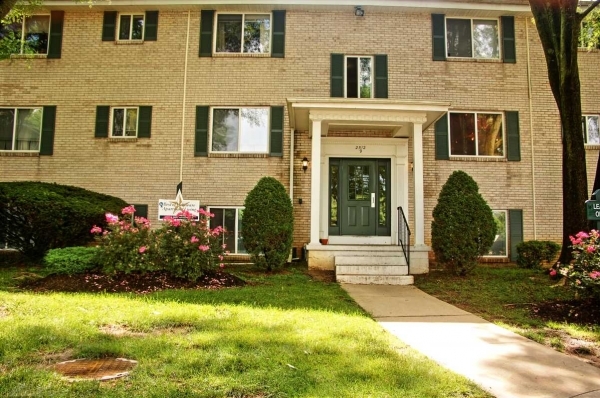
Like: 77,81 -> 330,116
54,358 -> 137,381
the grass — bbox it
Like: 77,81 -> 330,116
414,266 -> 600,357
0,263 -> 490,397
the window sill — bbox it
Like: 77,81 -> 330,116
449,156 -> 506,162
585,144 -> 600,150
209,153 -> 269,158
0,151 -> 39,157
445,57 -> 501,63
10,54 -> 47,59
212,52 -> 271,58
107,137 -> 138,142
115,40 -> 145,45
578,47 -> 600,53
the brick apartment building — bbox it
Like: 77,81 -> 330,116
1,0 -> 599,283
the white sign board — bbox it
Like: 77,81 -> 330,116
158,190 -> 200,221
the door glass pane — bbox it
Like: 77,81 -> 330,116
378,164 -> 387,227
212,109 -> 239,151
359,57 -> 372,98
224,209 -> 236,253
348,165 -> 370,200
330,164 -> 339,227
488,211 -> 507,256
132,15 -> 144,40
0,109 -> 15,150
119,15 -> 131,40
237,209 -> 246,254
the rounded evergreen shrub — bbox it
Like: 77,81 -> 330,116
431,171 -> 496,276
516,240 -> 561,268
44,246 -> 99,275
0,182 -> 127,259
241,177 -> 294,271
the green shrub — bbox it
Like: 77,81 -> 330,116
557,231 -> 600,298
516,240 -> 561,268
431,171 -> 496,276
0,182 -> 127,259
44,246 -> 99,275
242,177 -> 294,271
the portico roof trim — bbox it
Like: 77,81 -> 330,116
286,98 -> 450,136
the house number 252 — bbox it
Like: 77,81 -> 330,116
355,145 -> 366,153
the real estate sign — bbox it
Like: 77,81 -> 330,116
158,190 -> 200,221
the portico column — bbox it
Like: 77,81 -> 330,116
309,118 -> 322,245
413,123 -> 425,246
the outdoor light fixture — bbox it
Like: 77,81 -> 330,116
354,6 -> 365,17
302,157 -> 309,172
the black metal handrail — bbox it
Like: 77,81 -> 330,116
397,206 -> 411,273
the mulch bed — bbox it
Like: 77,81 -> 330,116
20,270 -> 246,294
529,298 -> 600,326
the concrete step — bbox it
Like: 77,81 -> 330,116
336,265 -> 408,276
335,255 -> 406,267
336,275 -> 414,285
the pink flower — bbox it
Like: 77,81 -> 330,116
590,271 -> 600,279
190,236 -> 199,243
549,269 -> 557,277
587,246 -> 596,253
219,263 -> 225,269
576,231 -> 590,239
218,255 -> 224,261
105,213 -> 119,224
121,205 -> 136,215
198,245 -> 209,252
139,246 -> 147,254
90,225 -> 102,234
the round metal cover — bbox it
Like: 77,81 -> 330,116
55,358 -> 137,381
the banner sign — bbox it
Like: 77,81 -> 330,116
158,190 -> 200,221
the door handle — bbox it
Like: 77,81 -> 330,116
371,193 -> 375,208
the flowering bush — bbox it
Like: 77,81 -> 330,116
557,230 -> 600,298
92,206 -> 225,281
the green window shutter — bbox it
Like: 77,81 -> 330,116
331,53 -> 344,98
506,111 -> 520,161
200,10 -> 214,57
501,16 -> 516,63
374,54 -> 388,99
432,14 -> 446,61
434,113 -> 449,160
509,209 -> 523,261
138,106 -> 152,138
102,11 -> 117,41
272,10 -> 286,58
40,106 -> 56,156
95,106 -> 110,138
270,106 -> 284,157
133,204 -> 148,219
48,11 -> 64,59
144,11 -> 159,41
195,106 -> 209,156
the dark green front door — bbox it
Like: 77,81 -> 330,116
329,158 -> 391,237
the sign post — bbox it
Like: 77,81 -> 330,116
586,189 -> 600,230
158,183 -> 200,221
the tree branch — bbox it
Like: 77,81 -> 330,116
579,0 -> 600,21
0,0 -> 18,21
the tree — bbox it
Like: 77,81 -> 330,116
528,0 -> 600,264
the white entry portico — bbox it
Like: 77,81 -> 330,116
287,99 -> 449,273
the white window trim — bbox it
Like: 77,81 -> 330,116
343,55 -> 374,99
0,107 -> 43,152
209,106 -> 270,154
117,13 -> 145,42
448,111 -> 505,158
583,114 -> 600,145
212,11 -> 272,55
445,17 -> 501,60
13,14 -> 51,55
110,107 -> 139,138
485,210 -> 508,258
207,206 -> 246,255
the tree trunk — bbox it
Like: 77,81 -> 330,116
0,0 -> 18,21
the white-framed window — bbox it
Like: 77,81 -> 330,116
345,55 -> 373,98
449,112 -> 504,157
583,115 -> 600,145
487,210 -> 508,257
0,107 -> 43,151
211,107 -> 269,153
111,107 -> 139,137
446,17 -> 500,59
208,207 -> 246,254
214,12 -> 271,54
0,15 -> 50,54
118,13 -> 145,41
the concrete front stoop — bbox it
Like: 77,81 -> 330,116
334,247 -> 414,285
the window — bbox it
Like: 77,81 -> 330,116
345,56 -> 373,98
209,207 -> 246,254
215,13 -> 270,53
446,18 -> 499,59
0,108 -> 43,151
449,112 -> 504,157
0,15 -> 50,54
111,107 -> 138,137
583,115 -> 600,145
487,210 -> 507,257
118,14 -> 145,41
579,20 -> 600,49
211,107 -> 269,153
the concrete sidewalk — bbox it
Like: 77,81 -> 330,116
342,284 -> 600,398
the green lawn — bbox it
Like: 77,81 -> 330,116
0,264 -> 489,398
414,266 -> 600,355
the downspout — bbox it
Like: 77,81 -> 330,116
179,11 -> 191,182
526,16 -> 538,239
290,128 -> 295,201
